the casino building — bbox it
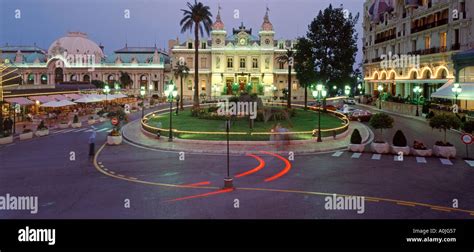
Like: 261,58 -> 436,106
362,0 -> 474,109
0,31 -> 170,96
169,7 -> 302,101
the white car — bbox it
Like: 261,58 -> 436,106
344,98 -> 356,105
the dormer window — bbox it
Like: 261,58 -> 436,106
187,42 -> 193,49
201,42 -> 207,49
278,42 -> 284,49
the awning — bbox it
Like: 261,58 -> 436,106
430,80 -> 474,101
40,100 -> 77,108
49,94 -> 68,101
395,79 -> 449,84
74,95 -> 103,103
28,96 -> 56,103
4,97 -> 35,105
64,94 -> 83,100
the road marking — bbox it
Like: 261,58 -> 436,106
440,159 -> 453,166
332,151 -> 343,157
52,129 -> 68,134
365,198 -> 380,202
106,129 -> 113,133
394,156 -> 403,162
465,160 -> 474,167
59,129 -> 77,134
416,157 -> 427,163
73,128 -> 88,132
351,153 -> 362,159
129,177 -> 138,180
96,128 -> 110,132
109,171 -> 115,174
371,154 -> 381,160
118,174 -> 125,178
397,202 -> 415,207
166,188 -> 234,202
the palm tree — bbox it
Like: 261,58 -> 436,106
119,71 -> 132,89
174,62 -> 190,110
276,48 -> 295,109
180,0 -> 213,109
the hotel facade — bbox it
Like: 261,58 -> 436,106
168,8 -> 302,101
363,0 -> 474,109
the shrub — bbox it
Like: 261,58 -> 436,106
429,114 -> 461,144
350,129 -> 362,144
392,130 -> 407,147
109,128 -> 121,136
257,84 -> 264,95
73,115 -> 79,123
369,113 -> 394,142
37,120 -> 48,130
462,121 -> 474,134
426,111 -> 435,119
413,140 -> 427,150
22,128 -> 32,134
208,106 -> 219,113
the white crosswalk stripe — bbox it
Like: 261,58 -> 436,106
72,128 -> 88,132
106,129 -> 113,133
58,129 -> 77,134
440,159 -> 453,165
351,153 -> 362,159
332,151 -> 344,157
371,154 -> 381,160
416,157 -> 427,163
465,160 -> 474,167
52,129 -> 69,134
96,128 -> 110,132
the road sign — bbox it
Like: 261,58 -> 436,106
111,117 -> 119,126
461,134 -> 473,145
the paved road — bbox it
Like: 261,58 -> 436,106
1,103 -> 473,219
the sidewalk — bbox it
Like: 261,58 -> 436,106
121,119 -> 373,155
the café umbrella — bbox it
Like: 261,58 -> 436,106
40,100 -> 77,108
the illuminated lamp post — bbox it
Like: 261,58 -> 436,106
164,81 -> 177,142
452,83 -> 462,113
377,84 -> 384,109
312,84 -> 327,143
413,86 -> 422,116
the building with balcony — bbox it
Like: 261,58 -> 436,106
169,7 -> 300,101
362,0 -> 473,108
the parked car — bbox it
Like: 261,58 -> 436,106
348,109 -> 372,122
344,98 -> 356,105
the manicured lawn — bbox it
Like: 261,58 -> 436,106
146,108 -> 346,141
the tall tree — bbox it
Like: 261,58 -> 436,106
180,0 -> 213,109
119,71 -> 132,89
276,48 -> 295,109
306,4 -> 359,93
173,62 -> 190,110
294,37 -> 317,109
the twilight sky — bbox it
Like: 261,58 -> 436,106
0,0 -> 364,66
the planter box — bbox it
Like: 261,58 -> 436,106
411,148 -> 433,157
35,129 -> 49,137
391,146 -> 410,156
107,135 -> 122,145
19,132 -> 33,140
88,119 -> 96,125
0,135 -> 13,145
433,145 -> 456,159
59,123 -> 69,129
72,122 -> 82,128
348,143 -> 366,153
371,142 -> 390,154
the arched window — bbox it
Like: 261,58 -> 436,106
71,74 -> 78,82
83,75 -> 90,82
27,74 -> 35,84
40,74 -> 48,84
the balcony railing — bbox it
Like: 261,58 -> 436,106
374,34 -> 397,44
411,18 -> 448,34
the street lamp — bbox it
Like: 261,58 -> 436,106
413,86 -> 422,116
164,81 -> 178,142
103,84 -> 110,107
344,85 -> 351,96
377,84 -> 384,109
357,84 -> 362,103
270,84 -> 277,105
452,83 -> 462,112
312,84 -> 327,143
140,86 -> 146,119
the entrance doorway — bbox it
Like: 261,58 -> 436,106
54,68 -> 63,84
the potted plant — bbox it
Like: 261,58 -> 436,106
411,140 -> 432,157
391,130 -> 410,155
0,132 -> 13,145
369,113 -> 393,154
348,129 -> 366,152
107,128 -> 122,145
88,116 -> 96,125
35,120 -> 49,137
72,115 -> 82,128
429,114 -> 461,158
59,120 -> 69,129
19,127 -> 33,140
